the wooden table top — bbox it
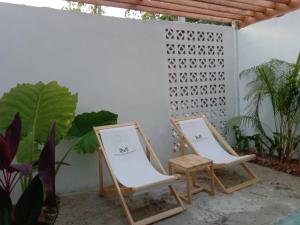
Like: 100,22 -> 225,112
168,154 -> 212,170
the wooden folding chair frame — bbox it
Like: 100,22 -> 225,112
93,122 -> 185,225
170,115 -> 259,194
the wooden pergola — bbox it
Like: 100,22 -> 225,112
70,0 -> 300,28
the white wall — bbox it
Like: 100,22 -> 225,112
0,3 -> 171,194
0,3 -> 235,194
238,10 -> 300,120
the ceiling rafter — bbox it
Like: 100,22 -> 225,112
152,0 -> 256,17
68,0 -> 300,29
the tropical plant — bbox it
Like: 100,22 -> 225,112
0,81 -> 77,189
0,82 -> 118,178
232,126 -> 264,156
232,126 -> 251,150
0,114 -> 31,195
0,114 -> 57,225
226,53 -> 300,162
55,110 -> 118,174
62,2 -> 104,14
124,10 -> 229,25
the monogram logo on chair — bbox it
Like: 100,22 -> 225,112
195,134 -> 203,140
119,147 -> 129,154
193,134 -> 206,142
114,146 -> 135,156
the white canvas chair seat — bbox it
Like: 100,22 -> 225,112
94,122 -> 185,225
100,126 -> 176,190
178,118 -> 255,166
171,115 -> 259,194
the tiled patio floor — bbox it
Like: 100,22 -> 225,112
56,164 -> 300,225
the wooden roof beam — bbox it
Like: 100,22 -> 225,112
229,0 -> 275,8
230,0 -> 292,9
265,0 -> 290,4
193,0 -> 266,12
239,0 -> 300,28
70,0 -> 234,24
153,0 -> 256,17
112,0 -> 245,20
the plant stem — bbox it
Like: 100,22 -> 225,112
7,172 -> 12,184
2,170 -> 7,183
0,178 -> 6,189
55,139 -> 79,175
3,170 -> 9,188
10,176 -> 21,195
9,172 -> 18,192
2,170 -> 11,193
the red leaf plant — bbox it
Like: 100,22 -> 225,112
0,113 -> 32,195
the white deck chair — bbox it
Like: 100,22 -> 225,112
171,115 -> 259,194
93,122 -> 185,225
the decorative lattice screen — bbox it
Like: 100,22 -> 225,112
164,24 -> 236,152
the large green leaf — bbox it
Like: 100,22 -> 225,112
15,175 -> 43,225
68,110 -> 118,136
67,111 -> 118,154
17,133 -> 39,163
0,81 -> 78,163
74,131 -> 99,154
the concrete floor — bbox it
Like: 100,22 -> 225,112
56,164 -> 300,225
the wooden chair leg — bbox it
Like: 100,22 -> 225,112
241,163 -> 259,179
98,151 -> 105,197
106,182 -> 185,225
115,183 -> 135,225
214,163 -> 259,194
168,185 -> 185,210
133,185 -> 185,225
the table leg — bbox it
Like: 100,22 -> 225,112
209,164 -> 215,196
168,162 -> 173,175
186,171 -> 192,204
192,172 -> 197,188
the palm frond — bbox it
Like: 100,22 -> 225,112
225,115 -> 262,134
294,111 -> 300,124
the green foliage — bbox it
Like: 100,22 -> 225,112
232,126 -> 251,150
62,2 -> 104,14
74,131 -> 99,154
17,133 -> 39,165
15,176 -> 44,225
0,81 -> 78,164
232,126 -> 264,156
0,176 -> 47,225
67,111 -> 118,154
0,120 -> 57,225
141,12 -> 178,21
55,111 -> 118,174
125,10 -> 229,26
226,53 -> 300,161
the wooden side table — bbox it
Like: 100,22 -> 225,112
168,154 -> 215,204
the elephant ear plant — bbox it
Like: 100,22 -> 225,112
56,110 -> 118,174
0,81 -> 118,179
0,113 -> 57,225
0,81 -> 77,189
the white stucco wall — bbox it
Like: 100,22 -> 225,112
237,10 -> 300,120
0,3 -> 171,194
0,3 -> 235,194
